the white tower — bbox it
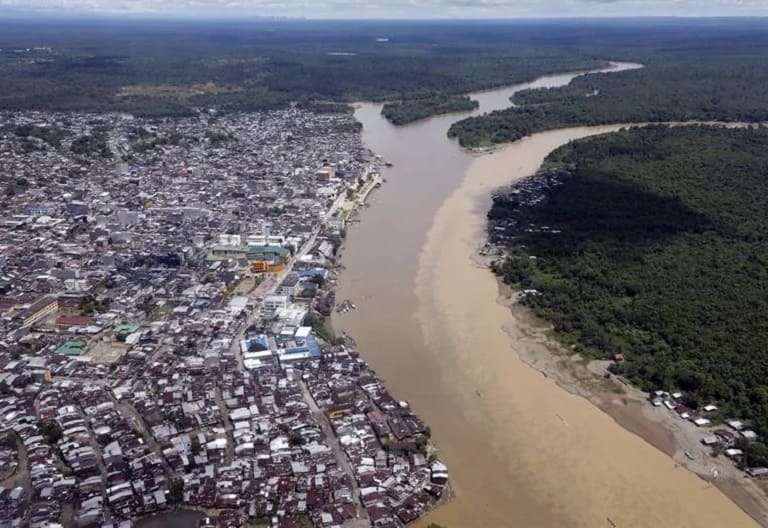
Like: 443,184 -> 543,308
263,220 -> 272,246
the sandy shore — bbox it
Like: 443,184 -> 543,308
491,273 -> 768,526
464,123 -> 768,525
412,124 -> 762,528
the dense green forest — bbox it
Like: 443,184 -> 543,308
491,125 -> 768,464
5,18 -> 768,118
0,19 -> 611,117
449,58 -> 768,147
381,94 -> 478,125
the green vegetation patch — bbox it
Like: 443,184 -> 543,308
449,59 -> 768,147
0,20 -> 606,117
493,125 -> 768,461
304,312 -> 333,344
381,94 -> 478,125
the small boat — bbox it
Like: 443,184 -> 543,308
385,161 -> 393,167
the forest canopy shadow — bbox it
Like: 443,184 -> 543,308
515,170 -> 715,257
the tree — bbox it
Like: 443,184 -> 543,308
289,430 -> 305,446
487,126 -> 768,456
190,435 -> 201,456
738,438 -> 768,469
40,420 -> 62,444
415,435 -> 428,454
168,477 -> 184,504
304,312 -> 333,343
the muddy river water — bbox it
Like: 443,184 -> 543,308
333,63 -> 758,527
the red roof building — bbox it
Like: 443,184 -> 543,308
55,315 -> 93,327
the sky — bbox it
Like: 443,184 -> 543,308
0,0 -> 767,18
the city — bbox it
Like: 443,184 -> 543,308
0,109 -> 448,528
4,12 -> 768,528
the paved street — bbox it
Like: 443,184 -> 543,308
298,378 -> 369,523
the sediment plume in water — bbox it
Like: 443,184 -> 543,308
334,62 -> 759,527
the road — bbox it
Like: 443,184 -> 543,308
214,387 -> 235,465
111,395 -> 172,476
227,225 -> 323,370
298,378 -> 369,523
74,405 -> 111,523
1,433 -> 32,504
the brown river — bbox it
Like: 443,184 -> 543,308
333,63 -> 759,527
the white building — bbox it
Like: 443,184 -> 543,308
228,296 -> 249,316
263,295 -> 289,313
218,233 -> 242,246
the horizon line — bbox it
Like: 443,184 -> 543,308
2,12 -> 768,21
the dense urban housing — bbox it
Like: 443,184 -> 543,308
0,108 -> 448,527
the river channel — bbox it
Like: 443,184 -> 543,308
333,62 -> 759,527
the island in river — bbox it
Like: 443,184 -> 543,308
381,94 -> 479,125
333,60 -> 765,527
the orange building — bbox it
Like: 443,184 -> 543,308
251,261 -> 285,274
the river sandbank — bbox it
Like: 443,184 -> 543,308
413,125 -> 762,527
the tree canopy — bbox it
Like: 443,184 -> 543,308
491,125 -> 768,462
449,59 -> 768,147
382,94 -> 478,125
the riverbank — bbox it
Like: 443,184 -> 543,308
491,274 -> 768,526
412,124 -> 760,527
333,61 -> 755,528
338,170 -> 383,221
474,127 -> 768,526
